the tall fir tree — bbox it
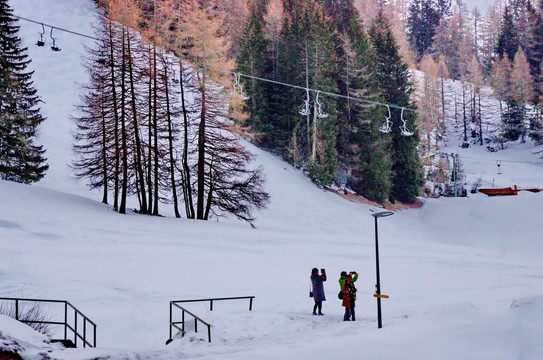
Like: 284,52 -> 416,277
528,0 -> 543,105
236,0 -> 274,145
275,0 -> 339,184
406,0 -> 445,62
496,6 -> 519,63
370,11 -> 423,204
324,0 -> 392,203
0,0 -> 48,183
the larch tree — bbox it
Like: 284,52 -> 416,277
73,17 -> 117,205
465,55 -> 484,145
180,0 -> 269,222
431,11 -> 473,81
0,0 -> 48,183
263,0 -> 283,78
509,48 -> 532,142
479,3 -> 502,76
417,54 -> 443,152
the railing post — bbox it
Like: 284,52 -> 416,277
194,318 -> 198,333
83,318 -> 87,348
207,325 -> 211,343
249,297 -> 253,311
74,309 -> 78,347
15,299 -> 19,321
182,310 -> 185,336
210,299 -> 213,311
169,302 -> 172,341
94,323 -> 97,347
64,302 -> 68,341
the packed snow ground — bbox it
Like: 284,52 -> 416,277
2,0 -> 543,359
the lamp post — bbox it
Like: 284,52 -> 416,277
371,210 -> 394,329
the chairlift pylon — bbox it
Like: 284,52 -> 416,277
399,107 -> 414,136
50,27 -> 61,52
299,88 -> 311,116
36,23 -> 46,47
379,105 -> 392,133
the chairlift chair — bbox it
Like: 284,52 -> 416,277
36,23 -> 46,47
50,27 -> 61,52
379,105 -> 392,133
233,72 -> 249,100
315,91 -> 328,119
399,108 -> 414,136
299,88 -> 311,116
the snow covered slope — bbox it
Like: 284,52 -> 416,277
2,0 -> 543,359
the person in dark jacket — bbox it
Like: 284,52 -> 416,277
310,267 -> 327,315
341,273 -> 357,321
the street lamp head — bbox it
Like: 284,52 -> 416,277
371,210 -> 395,219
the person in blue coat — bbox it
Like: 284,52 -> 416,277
310,267 -> 327,315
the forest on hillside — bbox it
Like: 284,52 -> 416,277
2,0 -> 543,221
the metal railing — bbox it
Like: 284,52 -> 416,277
166,296 -> 255,344
0,297 -> 96,348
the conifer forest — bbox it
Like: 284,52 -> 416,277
2,0 -> 543,222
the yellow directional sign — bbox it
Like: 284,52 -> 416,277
373,294 -> 389,299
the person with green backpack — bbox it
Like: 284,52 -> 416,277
338,271 -> 358,289
341,273 -> 358,321
338,271 -> 358,321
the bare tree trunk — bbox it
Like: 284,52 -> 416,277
478,91 -> 483,145
441,78 -> 445,132
120,28 -> 129,215
197,72 -> 207,220
152,45 -> 159,215
164,61 -> 180,218
147,44 -> 153,215
108,21 -> 120,212
101,93 -> 108,205
462,82 -> 467,142
127,30 -> 147,214
179,62 -> 195,219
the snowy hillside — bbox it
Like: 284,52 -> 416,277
2,0 -> 543,359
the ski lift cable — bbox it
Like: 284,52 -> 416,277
233,71 -> 431,117
13,14 -> 100,41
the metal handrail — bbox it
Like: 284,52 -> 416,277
167,296 -> 255,344
0,297 -> 96,348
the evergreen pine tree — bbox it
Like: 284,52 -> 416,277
325,0 -> 392,203
275,0 -> 339,184
236,0 -> 274,145
0,0 -> 48,183
406,0 -> 444,62
529,0 -> 543,105
496,6 -> 519,63
370,11 -> 423,204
